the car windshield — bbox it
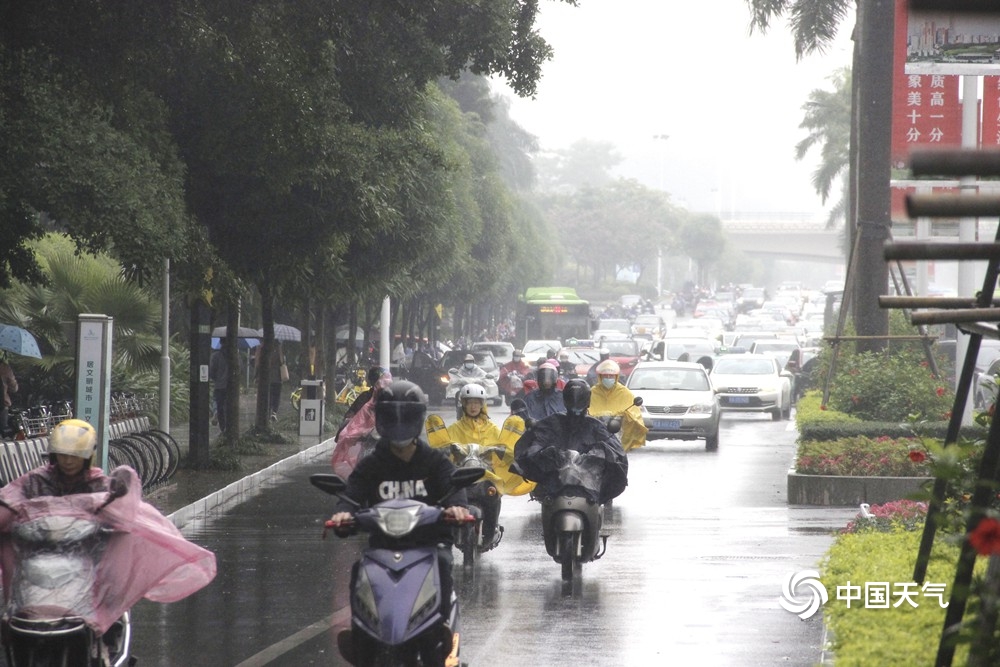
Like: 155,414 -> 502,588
713,357 -> 775,375
629,368 -> 710,391
665,341 -> 716,358
604,340 -> 639,356
563,349 -> 600,365
598,319 -> 631,334
443,351 -> 497,372
472,343 -> 512,360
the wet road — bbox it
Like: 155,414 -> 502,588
130,408 -> 857,666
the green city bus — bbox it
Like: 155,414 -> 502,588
517,287 -> 591,344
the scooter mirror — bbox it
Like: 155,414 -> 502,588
451,467 -> 486,489
509,398 -> 528,416
633,396 -> 643,407
310,473 -> 348,496
607,417 -> 622,434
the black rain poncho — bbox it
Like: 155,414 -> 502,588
513,413 -> 628,504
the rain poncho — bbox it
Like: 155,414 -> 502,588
0,466 -> 216,634
589,381 -> 648,452
331,372 -> 391,477
425,410 -> 534,496
513,414 -> 628,504
523,389 -> 565,422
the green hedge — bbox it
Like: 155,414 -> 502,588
822,529 -> 983,666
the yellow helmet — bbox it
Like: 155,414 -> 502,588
48,419 -> 97,459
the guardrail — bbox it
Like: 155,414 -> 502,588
0,416 -> 181,492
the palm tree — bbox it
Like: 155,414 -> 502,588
746,0 -> 854,59
796,67 -> 851,230
0,234 -> 186,420
747,0 -> 893,354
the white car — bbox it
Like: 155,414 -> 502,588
710,354 -> 792,421
471,341 -> 515,366
627,361 -> 720,451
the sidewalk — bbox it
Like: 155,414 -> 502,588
145,391 -> 336,523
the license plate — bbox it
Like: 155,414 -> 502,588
653,419 -> 681,430
728,396 -> 750,405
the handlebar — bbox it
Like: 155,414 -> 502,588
321,511 -> 475,539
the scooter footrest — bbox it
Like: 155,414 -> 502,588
483,524 -> 504,552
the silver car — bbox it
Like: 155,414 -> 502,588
710,354 -> 792,421
626,361 -> 720,451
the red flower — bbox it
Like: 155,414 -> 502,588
935,386 -> 946,397
970,518 -> 1000,557
851,395 -> 860,405
908,450 -> 927,464
819,404 -> 827,411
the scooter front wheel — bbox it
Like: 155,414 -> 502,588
559,532 -> 580,582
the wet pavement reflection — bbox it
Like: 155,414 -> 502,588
129,410 -> 856,666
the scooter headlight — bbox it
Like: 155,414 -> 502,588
376,506 -> 421,537
408,566 -> 439,631
353,568 -> 380,631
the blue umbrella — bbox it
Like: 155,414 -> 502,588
0,324 -> 42,359
212,336 -> 260,350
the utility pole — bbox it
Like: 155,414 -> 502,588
853,0 -> 895,354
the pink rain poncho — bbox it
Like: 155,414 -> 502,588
331,371 -> 392,478
0,466 -> 217,634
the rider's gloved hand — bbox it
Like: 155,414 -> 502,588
443,506 -> 471,522
108,469 -> 130,496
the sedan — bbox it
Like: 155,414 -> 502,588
710,354 -> 792,421
626,361 -> 720,451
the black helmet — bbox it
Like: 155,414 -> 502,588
563,379 -> 591,416
366,366 -> 383,387
374,380 -> 427,442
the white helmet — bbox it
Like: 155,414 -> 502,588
49,419 -> 97,460
459,384 -> 488,402
596,359 -> 621,376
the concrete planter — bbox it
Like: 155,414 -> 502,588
787,468 -> 932,506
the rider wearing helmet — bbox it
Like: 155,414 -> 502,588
585,348 -> 612,386
328,381 -> 471,623
449,384 -> 500,444
499,349 -> 531,400
18,418 -> 129,498
589,360 -> 648,452
523,359 -> 566,422
513,378 -> 629,504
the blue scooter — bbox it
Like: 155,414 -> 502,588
311,468 -> 483,667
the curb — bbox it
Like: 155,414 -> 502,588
167,437 -> 337,533
787,467 -> 932,506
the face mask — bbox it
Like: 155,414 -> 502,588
601,378 -> 616,389
464,362 -> 475,370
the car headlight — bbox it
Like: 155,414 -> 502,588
687,403 -> 715,414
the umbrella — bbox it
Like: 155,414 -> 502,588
257,324 -> 301,342
212,337 -> 260,350
0,324 -> 42,359
212,325 -> 260,339
335,325 -> 365,342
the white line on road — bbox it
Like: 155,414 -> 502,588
233,606 -> 351,667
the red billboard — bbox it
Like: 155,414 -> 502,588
891,0 -> 964,170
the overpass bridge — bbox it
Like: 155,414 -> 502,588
720,213 -> 845,264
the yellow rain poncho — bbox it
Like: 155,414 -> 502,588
589,381 -> 648,452
425,408 -> 534,496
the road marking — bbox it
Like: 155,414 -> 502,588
233,606 -> 351,666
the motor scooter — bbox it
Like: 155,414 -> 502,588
311,468 -> 484,667
498,370 -> 524,406
0,485 -> 135,667
512,407 -> 629,584
445,443 -> 508,567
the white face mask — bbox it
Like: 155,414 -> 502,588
464,362 -> 475,370
601,377 -> 616,389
